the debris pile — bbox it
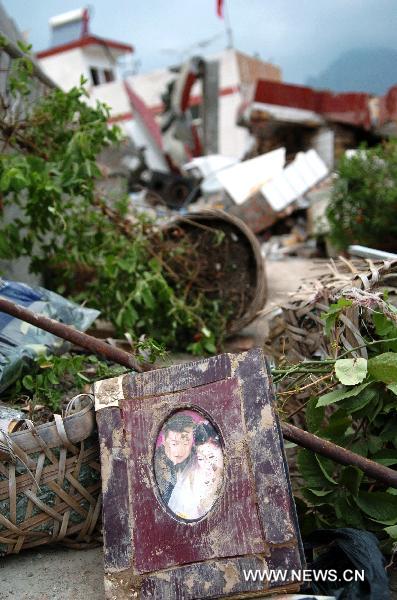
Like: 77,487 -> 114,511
0,17 -> 396,593
265,257 -> 397,363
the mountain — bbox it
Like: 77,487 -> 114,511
307,47 -> 397,95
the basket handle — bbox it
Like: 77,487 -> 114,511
64,393 -> 94,417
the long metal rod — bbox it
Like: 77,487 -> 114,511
1,295 -> 396,486
282,422 -> 397,488
0,296 -> 145,372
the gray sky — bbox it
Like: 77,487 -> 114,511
2,0 -> 397,83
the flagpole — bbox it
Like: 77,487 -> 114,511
223,0 -> 234,49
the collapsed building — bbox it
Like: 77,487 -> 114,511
239,78 -> 397,168
36,7 -> 281,160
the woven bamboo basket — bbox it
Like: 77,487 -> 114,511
266,258 -> 397,362
0,395 -> 101,555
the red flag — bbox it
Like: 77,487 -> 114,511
217,0 -> 224,18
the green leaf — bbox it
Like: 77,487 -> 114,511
384,525 -> 397,540
379,419 -> 397,444
283,441 -> 297,449
298,449 -> 335,489
322,298 -> 353,316
368,352 -> 397,384
17,39 -> 32,53
22,375 -> 34,391
387,383 -> 397,396
342,385 -> 378,413
372,450 -> 397,466
77,372 -> 91,383
368,435 -> 383,455
315,455 -> 337,485
321,298 -> 353,336
203,340 -> 217,354
334,358 -> 367,385
334,496 -> 366,528
47,371 -> 59,385
316,382 -> 370,407
302,488 -> 334,506
306,397 -> 324,433
372,311 -> 397,338
141,287 -> 155,309
323,412 -> 351,438
307,488 -> 333,497
350,439 -> 368,457
340,466 -> 363,496
355,491 -> 397,525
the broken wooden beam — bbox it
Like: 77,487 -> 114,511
0,296 -> 145,372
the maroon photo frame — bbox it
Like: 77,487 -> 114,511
94,348 -> 304,599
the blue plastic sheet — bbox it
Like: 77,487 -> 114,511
0,279 -> 99,393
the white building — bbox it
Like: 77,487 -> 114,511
36,8 -> 133,91
37,8 -> 282,160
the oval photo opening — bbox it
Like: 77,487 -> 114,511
154,410 -> 224,521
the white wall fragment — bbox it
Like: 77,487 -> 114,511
261,149 -> 328,212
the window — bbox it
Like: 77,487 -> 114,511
90,67 -> 100,86
89,67 -> 115,86
104,69 -> 115,83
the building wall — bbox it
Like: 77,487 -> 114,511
88,80 -> 130,115
217,48 -> 240,89
311,127 -> 335,169
39,47 -> 88,91
236,52 -> 281,88
39,44 -> 126,91
219,92 -> 252,157
80,45 -> 122,85
126,69 -> 175,109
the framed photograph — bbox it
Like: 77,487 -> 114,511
94,348 -> 304,599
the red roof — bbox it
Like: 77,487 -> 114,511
253,80 -> 372,129
36,35 -> 133,59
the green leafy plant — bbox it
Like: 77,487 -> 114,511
9,353 -> 127,412
0,46 -> 230,355
327,140 -> 397,250
276,296 -> 397,551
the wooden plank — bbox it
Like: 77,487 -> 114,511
96,349 -> 304,598
123,353 -> 231,398
141,556 -> 270,599
234,349 -> 299,545
96,407 -> 132,571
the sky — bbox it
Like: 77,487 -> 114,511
2,0 -> 397,84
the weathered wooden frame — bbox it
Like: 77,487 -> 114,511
94,348 -> 304,599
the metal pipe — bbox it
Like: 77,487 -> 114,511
0,296 -> 145,372
282,421 -> 397,488
348,245 -> 397,261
